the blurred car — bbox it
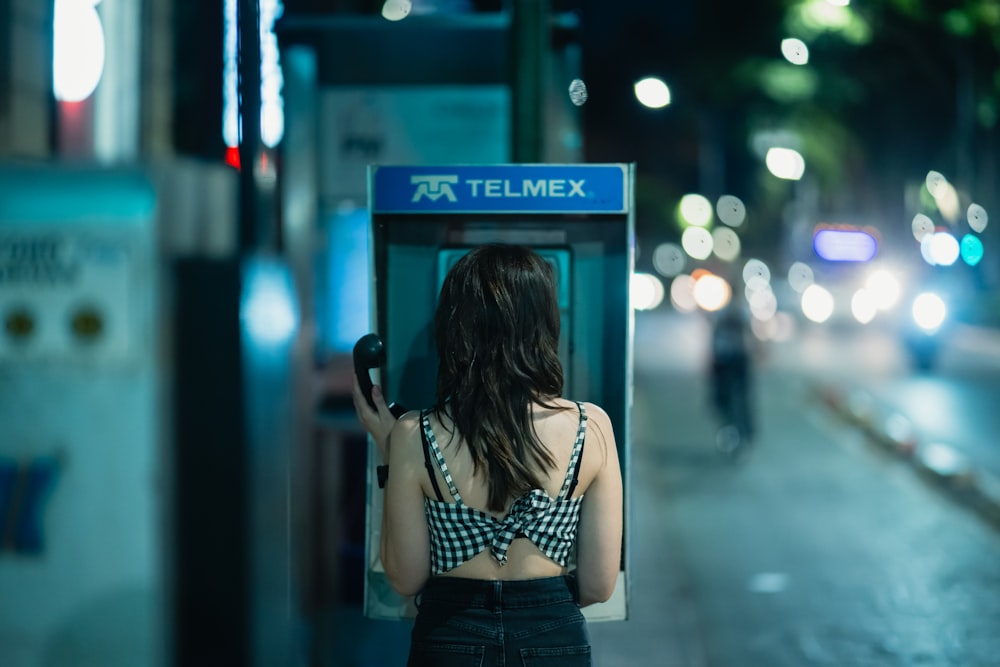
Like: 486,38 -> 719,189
784,222 -> 983,372
791,257 -> 959,372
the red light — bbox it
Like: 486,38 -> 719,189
225,146 -> 241,170
58,100 -> 87,120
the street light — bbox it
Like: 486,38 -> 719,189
780,38 -> 810,65
634,76 -> 671,109
765,147 -> 805,180
53,0 -> 105,103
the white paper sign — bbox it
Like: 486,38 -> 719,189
0,231 -> 133,364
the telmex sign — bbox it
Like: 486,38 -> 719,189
372,164 -> 630,214
411,175 -> 588,202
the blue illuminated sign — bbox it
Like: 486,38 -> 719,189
371,164 -> 629,214
813,228 -> 878,262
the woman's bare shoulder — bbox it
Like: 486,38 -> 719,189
577,401 -> 616,453
393,409 -> 422,432
388,411 -> 423,463
575,401 -> 612,432
578,400 -> 610,421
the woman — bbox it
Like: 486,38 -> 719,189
353,243 -> 623,666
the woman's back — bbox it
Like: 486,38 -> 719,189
422,398 -> 594,581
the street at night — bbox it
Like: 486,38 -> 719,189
4,1 -> 1000,665
586,310 -> 1000,666
328,309 -> 1000,666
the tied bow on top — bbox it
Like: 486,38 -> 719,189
420,404 -> 588,575
490,489 -> 561,565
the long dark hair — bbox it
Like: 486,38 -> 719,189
433,244 -> 567,512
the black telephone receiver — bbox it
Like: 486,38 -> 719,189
353,333 -> 407,418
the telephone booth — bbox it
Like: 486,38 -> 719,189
365,163 -> 634,622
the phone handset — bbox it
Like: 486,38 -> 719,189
353,333 -> 407,419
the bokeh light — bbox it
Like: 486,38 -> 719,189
381,0 -> 411,21
53,0 -> 106,102
242,262 -> 299,346
652,243 -> 686,277
781,38 -> 810,65
850,288 -> 877,324
925,170 -> 947,196
634,76 -> 671,109
865,269 -> 900,310
960,234 -> 984,266
670,274 -> 697,312
748,284 -> 778,321
712,227 -> 741,261
801,284 -> 834,323
752,310 -> 796,343
800,0 -> 856,31
742,258 -> 771,285
716,195 -> 747,227
787,261 -> 814,292
744,274 -> 771,301
631,272 -> 665,311
692,273 -> 732,312
912,292 -> 946,331
926,170 -> 960,222
921,231 -> 960,266
920,443 -> 964,476
967,203 -> 988,233
681,226 -> 714,260
911,214 -> 935,243
885,414 -> 915,445
765,147 -> 805,180
679,194 -> 713,227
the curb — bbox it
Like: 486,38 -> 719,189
812,383 -> 1000,532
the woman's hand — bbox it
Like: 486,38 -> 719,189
351,374 -> 398,462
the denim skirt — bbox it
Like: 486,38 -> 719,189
407,575 -> 591,667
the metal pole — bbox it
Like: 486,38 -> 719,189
238,0 -> 263,252
511,0 -> 548,163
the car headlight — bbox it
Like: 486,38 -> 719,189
912,292 -> 947,332
866,269 -> 901,311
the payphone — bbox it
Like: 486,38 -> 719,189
363,163 -> 634,622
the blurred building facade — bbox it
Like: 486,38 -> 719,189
2,1 -> 54,158
1,0 -> 176,162
0,3 -> 265,667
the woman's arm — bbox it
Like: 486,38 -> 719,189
378,415 -> 431,596
573,404 -> 623,606
352,376 -> 431,596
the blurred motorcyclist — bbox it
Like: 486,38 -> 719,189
709,304 -> 755,457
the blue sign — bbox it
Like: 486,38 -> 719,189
813,228 -> 878,262
371,164 -> 629,214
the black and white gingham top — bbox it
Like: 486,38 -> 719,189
422,402 -> 587,575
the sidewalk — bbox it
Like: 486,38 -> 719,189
812,381 -> 1000,533
808,321 -> 1000,534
